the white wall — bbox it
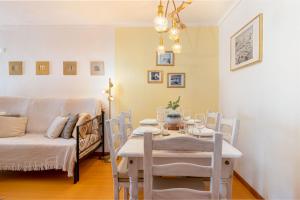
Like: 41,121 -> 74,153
0,26 -> 115,109
219,0 -> 300,198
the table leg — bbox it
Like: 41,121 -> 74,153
220,178 -> 233,200
128,158 -> 139,200
226,177 -> 232,199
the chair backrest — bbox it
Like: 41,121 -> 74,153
105,118 -> 122,177
206,111 -> 221,131
119,111 -> 133,145
144,133 -> 223,200
218,118 -> 240,146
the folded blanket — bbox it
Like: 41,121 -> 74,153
0,133 -> 76,177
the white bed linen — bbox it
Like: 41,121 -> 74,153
0,133 -> 76,177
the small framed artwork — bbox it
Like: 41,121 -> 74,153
63,61 -> 77,75
156,51 -> 175,66
230,13 -> 263,71
9,61 -> 23,75
90,61 -> 105,76
167,73 -> 185,88
147,70 -> 163,83
36,61 -> 49,75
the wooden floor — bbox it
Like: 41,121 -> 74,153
0,156 -> 256,200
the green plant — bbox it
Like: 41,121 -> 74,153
166,96 -> 181,110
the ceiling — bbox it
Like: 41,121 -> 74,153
0,0 -> 238,26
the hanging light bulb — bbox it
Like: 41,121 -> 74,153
172,39 -> 182,54
168,20 -> 180,41
154,0 -> 168,33
157,36 -> 165,55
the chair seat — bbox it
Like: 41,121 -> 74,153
117,158 -> 144,181
153,176 -> 210,191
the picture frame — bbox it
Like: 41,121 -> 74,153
90,61 -> 105,76
147,70 -> 163,83
156,51 -> 175,66
230,13 -> 263,71
63,61 -> 77,75
36,61 -> 50,75
9,61 -> 23,75
167,73 -> 185,88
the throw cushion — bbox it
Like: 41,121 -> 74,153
46,116 -> 69,139
72,113 -> 92,139
0,112 -> 7,116
0,116 -> 28,138
60,114 -> 79,139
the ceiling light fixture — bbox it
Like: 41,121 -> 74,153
153,0 -> 168,33
172,39 -> 182,54
154,0 -> 192,54
157,36 -> 165,55
168,20 -> 180,41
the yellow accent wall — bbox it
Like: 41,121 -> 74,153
115,27 -> 219,127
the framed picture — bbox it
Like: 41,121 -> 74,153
156,51 -> 175,66
147,70 -> 163,83
167,73 -> 185,88
9,61 -> 23,75
230,13 -> 263,71
90,61 -> 105,76
36,61 -> 49,75
63,61 -> 77,75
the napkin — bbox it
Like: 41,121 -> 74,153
139,119 -> 158,126
201,127 -> 215,134
132,126 -> 161,135
188,127 -> 215,136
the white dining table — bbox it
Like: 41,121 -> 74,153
118,131 -> 242,200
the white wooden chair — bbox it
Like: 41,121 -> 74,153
143,133 -> 223,200
106,118 -> 142,200
205,111 -> 221,131
119,111 -> 133,146
218,118 -> 240,146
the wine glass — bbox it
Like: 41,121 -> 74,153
156,107 -> 166,134
194,113 -> 205,129
178,110 -> 190,134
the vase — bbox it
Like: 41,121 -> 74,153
165,109 -> 182,125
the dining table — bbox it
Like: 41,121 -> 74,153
117,126 -> 242,200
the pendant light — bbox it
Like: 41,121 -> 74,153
168,20 -> 180,41
172,39 -> 182,54
153,0 -> 168,33
157,36 -> 165,54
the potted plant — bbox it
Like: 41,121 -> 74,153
165,96 -> 182,124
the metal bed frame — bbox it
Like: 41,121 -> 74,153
73,111 -> 105,184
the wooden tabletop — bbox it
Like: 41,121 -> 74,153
118,133 -> 242,159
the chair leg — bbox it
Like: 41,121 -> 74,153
114,181 -> 119,200
124,187 -> 129,200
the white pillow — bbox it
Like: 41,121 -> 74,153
46,116 -> 69,139
0,116 -> 28,138
0,112 -> 7,116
